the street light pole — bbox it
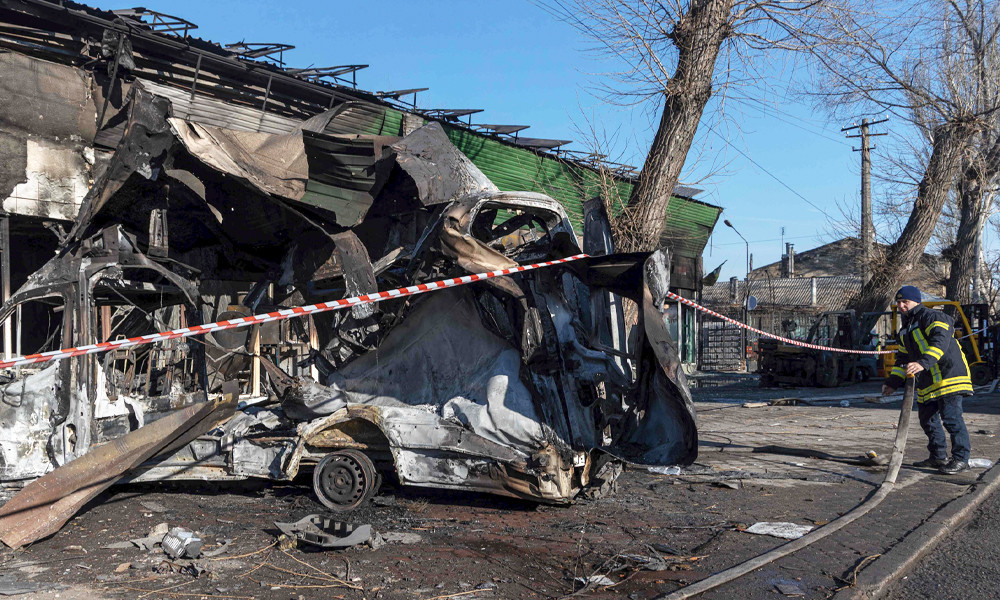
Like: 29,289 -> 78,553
724,219 -> 749,276
724,219 -> 750,372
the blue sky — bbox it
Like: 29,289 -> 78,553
119,0 -> 872,281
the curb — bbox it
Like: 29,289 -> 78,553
831,459 -> 1000,600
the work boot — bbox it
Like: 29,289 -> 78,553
913,457 -> 947,468
939,459 -> 970,475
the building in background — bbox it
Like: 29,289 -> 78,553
698,237 -> 948,371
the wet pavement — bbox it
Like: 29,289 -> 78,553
3,377 -> 998,600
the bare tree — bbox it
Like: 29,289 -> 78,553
807,0 -> 1000,314
542,0 -> 825,253
934,0 -> 1000,304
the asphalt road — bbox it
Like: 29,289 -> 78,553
884,474 -> 1000,600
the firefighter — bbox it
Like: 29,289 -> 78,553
882,285 -> 973,474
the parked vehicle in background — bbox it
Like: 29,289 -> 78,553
758,310 -> 877,388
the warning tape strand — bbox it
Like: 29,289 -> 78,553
663,290 -> 893,355
0,254 -> 589,370
0,252 -> 892,371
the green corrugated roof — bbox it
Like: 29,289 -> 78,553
372,109 -> 721,258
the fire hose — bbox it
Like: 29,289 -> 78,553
657,377 -> 915,600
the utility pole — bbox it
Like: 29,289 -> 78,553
842,117 -> 888,285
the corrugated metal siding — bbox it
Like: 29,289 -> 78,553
659,199 -> 721,259
442,123 -> 720,258
442,124 -> 630,228
144,80 -> 718,258
141,79 -> 403,138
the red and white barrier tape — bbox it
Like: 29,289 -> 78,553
0,254 -> 589,370
663,290 -> 893,355
0,252 -> 892,370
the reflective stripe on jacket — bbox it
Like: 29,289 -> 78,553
884,304 -> 972,402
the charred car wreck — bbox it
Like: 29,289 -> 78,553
0,86 -> 697,518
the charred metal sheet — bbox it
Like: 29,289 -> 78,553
0,396 -> 233,548
581,196 -> 629,373
168,119 -> 309,201
0,364 -> 64,482
68,86 -> 173,242
331,231 -> 377,319
387,122 -> 497,207
617,251 -> 698,464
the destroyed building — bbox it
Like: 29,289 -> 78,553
0,1 -> 708,535
0,1 -> 721,369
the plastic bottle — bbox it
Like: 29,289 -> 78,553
969,458 -> 993,469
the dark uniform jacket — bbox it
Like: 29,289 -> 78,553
885,304 -> 972,403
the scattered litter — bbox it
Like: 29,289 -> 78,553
114,562 -> 131,573
162,527 -> 203,559
713,481 -> 741,490
139,500 -> 167,513
575,575 -> 615,587
651,542 -> 682,555
742,402 -> 769,408
620,554 -> 670,571
975,430 -> 996,437
62,545 -> 86,553
745,522 -> 813,540
647,466 -> 682,475
774,580 -> 806,596
274,515 -> 372,548
863,396 -> 895,404
368,532 -> 385,550
149,522 -> 170,538
382,532 -> 423,544
969,458 -> 994,469
101,541 -> 132,549
154,560 -> 208,577
839,400 -> 850,408
202,539 -> 232,558
769,398 -> 799,406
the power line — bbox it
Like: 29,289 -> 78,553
704,123 -> 834,220
713,233 -> 818,247
735,97 -> 852,146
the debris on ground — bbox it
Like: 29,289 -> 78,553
0,577 -> 66,596
162,527 -> 203,559
648,466 -> 683,475
745,522 -> 814,540
382,532 -> 423,544
754,445 -> 888,466
139,500 -> 167,513
774,580 -> 807,596
0,398 -> 233,548
575,574 -> 615,587
274,515 -> 372,548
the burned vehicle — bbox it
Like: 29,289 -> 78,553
0,86 -> 697,521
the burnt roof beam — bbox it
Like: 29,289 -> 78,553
111,7 -> 197,37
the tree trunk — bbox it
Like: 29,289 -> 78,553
848,119 -> 978,315
945,177 -> 988,303
614,0 -> 735,253
946,134 -> 1000,303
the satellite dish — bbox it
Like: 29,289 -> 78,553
746,295 -> 758,311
